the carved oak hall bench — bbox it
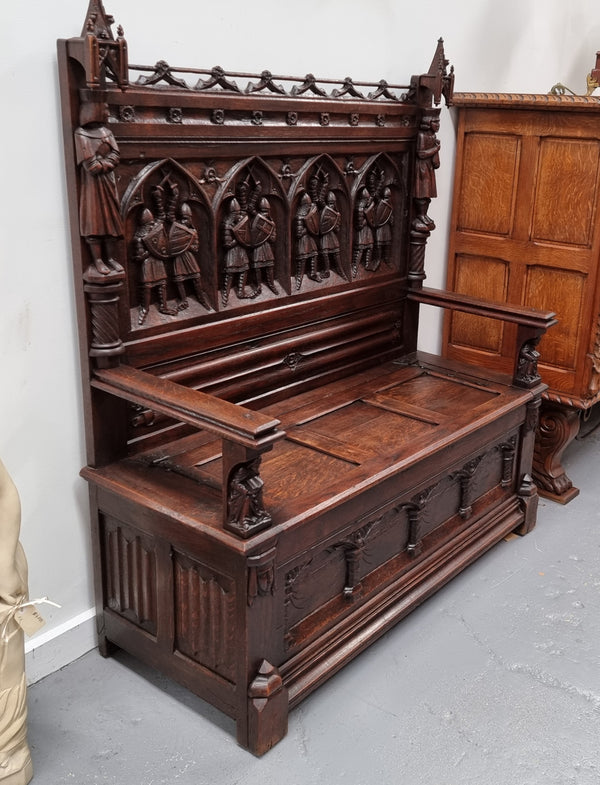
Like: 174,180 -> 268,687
58,1 -> 556,755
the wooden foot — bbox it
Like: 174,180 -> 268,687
244,660 -> 288,756
533,403 -> 580,504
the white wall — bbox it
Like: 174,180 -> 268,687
2,0 -> 599,682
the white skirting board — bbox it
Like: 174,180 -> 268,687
24,608 -> 98,685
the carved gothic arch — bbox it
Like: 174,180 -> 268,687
214,157 -> 290,303
350,152 -> 407,277
120,159 -> 215,315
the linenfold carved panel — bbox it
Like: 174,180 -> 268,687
173,553 -> 236,682
102,516 -> 158,635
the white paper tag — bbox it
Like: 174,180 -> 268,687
14,604 -> 47,636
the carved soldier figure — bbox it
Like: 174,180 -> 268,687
169,202 -> 209,311
133,207 -> 177,324
413,113 -> 440,232
352,187 -> 375,277
74,97 -> 124,277
294,193 -> 321,289
222,198 -> 257,305
250,198 -> 278,295
371,186 -> 394,270
227,458 -> 271,536
318,191 -> 344,279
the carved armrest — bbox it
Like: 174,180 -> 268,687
407,287 -> 557,388
92,365 -> 285,538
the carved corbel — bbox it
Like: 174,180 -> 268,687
223,443 -> 273,539
247,548 -> 277,607
515,336 -> 542,388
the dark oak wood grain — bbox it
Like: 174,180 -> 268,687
59,2 -> 555,754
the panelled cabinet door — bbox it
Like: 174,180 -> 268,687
443,94 -> 600,503
444,94 -> 600,408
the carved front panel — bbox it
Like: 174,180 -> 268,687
282,430 -> 518,651
101,515 -> 158,635
173,553 -> 237,683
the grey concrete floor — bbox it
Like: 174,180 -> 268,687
28,419 -> 600,784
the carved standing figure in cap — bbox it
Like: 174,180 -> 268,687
0,459 -> 33,785
413,113 -> 440,232
74,97 -> 125,276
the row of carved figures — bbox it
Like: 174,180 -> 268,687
130,180 -> 395,323
75,99 -> 439,323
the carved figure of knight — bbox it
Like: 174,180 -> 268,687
74,96 -> 124,277
413,113 -> 440,232
0,460 -> 33,785
169,202 -> 209,311
222,198 -> 257,305
371,186 -> 394,270
250,198 -> 278,295
133,208 -> 177,324
294,193 -> 321,289
352,187 -> 375,277
318,191 -> 343,279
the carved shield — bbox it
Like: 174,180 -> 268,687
374,199 -> 393,227
251,213 -> 275,246
142,222 -> 168,258
232,214 -> 252,246
364,200 -> 376,227
304,204 -> 320,235
168,221 -> 197,255
319,205 -> 340,234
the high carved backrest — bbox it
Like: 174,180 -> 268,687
58,0 -> 454,466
